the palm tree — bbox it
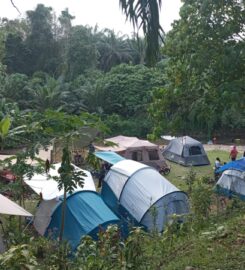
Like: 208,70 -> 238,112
97,29 -> 133,72
9,0 -> 163,66
30,77 -> 65,112
119,0 -> 164,66
128,32 -> 146,64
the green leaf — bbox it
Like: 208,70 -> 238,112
0,116 -> 11,137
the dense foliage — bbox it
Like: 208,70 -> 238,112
1,1 -> 244,139
0,4 -> 165,137
149,0 -> 245,139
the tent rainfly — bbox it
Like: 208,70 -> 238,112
35,191 -> 121,250
101,160 -> 189,232
217,158 -> 245,174
216,169 -> 245,200
24,163 -> 96,200
162,136 -> 210,166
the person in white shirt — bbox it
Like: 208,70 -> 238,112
215,157 -> 221,170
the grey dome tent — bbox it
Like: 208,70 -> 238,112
216,170 -> 245,200
101,160 -> 189,232
162,136 -> 210,166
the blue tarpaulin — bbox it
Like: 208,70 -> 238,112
45,191 -> 120,250
94,151 -> 125,165
217,158 -> 245,173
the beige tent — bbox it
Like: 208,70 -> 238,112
95,136 -> 170,174
0,194 -> 32,253
0,194 -> 32,216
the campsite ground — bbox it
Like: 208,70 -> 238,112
1,145 -> 245,269
159,144 -> 245,270
166,144 -> 244,191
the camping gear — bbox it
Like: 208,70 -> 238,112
101,160 -> 189,232
216,158 -> 245,174
161,135 -> 176,140
24,163 -> 96,200
0,169 -> 16,183
34,191 -> 121,250
95,135 -> 170,175
162,136 -> 210,166
215,169 -> 245,200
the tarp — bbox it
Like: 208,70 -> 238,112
34,199 -> 59,235
45,191 -> 120,250
217,158 -> 245,173
24,163 -> 96,200
94,151 -> 125,165
102,160 -> 189,232
0,194 -> 32,216
161,135 -> 176,141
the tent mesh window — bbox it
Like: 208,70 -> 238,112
189,146 -> 202,156
148,150 -> 159,160
132,151 -> 143,161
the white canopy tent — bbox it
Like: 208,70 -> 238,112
24,163 -> 96,200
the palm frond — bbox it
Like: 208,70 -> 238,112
119,0 -> 164,66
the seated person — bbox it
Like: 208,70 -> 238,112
215,157 -> 222,170
214,157 -> 222,181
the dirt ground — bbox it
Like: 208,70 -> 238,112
204,144 -> 245,153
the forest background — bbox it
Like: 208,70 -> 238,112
0,0 -> 244,144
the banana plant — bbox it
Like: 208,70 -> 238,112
0,116 -> 11,151
0,116 -> 26,151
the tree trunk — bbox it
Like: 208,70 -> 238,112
59,189 -> 67,242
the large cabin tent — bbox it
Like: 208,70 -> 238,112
34,191 -> 121,250
162,136 -> 210,166
95,135 -> 169,173
101,160 -> 189,232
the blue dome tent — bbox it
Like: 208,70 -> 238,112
101,160 -> 189,232
34,191 -> 120,250
215,158 -> 245,200
217,158 -> 245,173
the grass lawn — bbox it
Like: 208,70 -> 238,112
163,211 -> 245,270
166,150 -> 243,191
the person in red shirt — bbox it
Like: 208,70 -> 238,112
229,145 -> 238,161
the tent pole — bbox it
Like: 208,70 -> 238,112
22,217 -> 34,233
